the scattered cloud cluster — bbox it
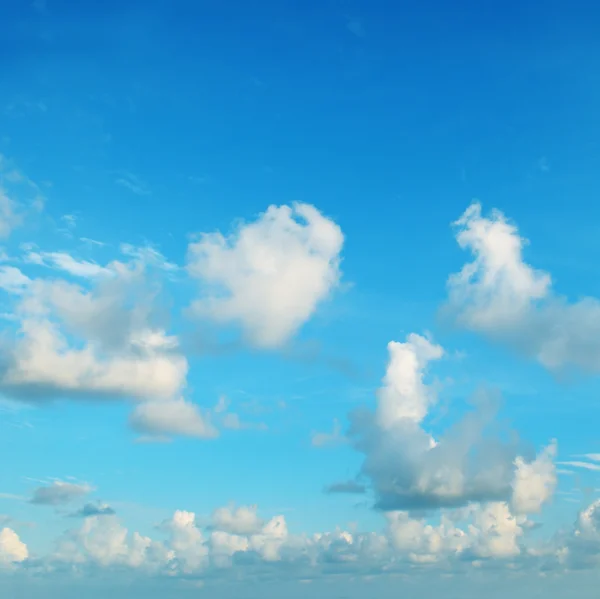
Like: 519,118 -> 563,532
1,156 -> 599,590
4,497 -> 599,581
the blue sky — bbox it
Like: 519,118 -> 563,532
2,0 -> 600,597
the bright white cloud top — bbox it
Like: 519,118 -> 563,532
187,203 -> 344,349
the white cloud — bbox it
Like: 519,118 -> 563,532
346,335 -> 519,510
30,481 -> 92,506
40,500 -> 543,579
211,504 -> 263,535
54,515 -> 171,570
0,527 -> 28,565
159,510 -> 208,573
468,502 -> 523,559
0,262 -> 188,403
0,266 -> 30,294
557,461 -> 600,472
129,399 -> 218,440
376,334 -> 443,427
446,202 -> 600,373
187,203 -> 344,348
23,250 -> 112,279
120,244 -> 178,272
327,334 -> 558,518
511,442 -> 557,515
386,509 -> 467,561
1,318 -> 187,402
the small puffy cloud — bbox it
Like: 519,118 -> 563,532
211,504 -> 264,535
511,442 -> 557,515
69,502 -> 116,518
30,481 -> 92,506
129,399 -> 218,440
445,202 -> 600,373
0,527 -> 28,565
187,203 -> 344,348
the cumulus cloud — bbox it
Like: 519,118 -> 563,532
129,398 -> 218,440
187,203 -> 344,348
0,527 -> 28,565
376,334 -> 443,427
511,442 -> 557,515
336,334 -> 557,514
347,335 -> 514,510
30,481 -> 92,506
38,500 -> 562,580
54,515 -> 171,570
445,202 -> 600,373
159,511 -> 208,573
211,504 -> 263,535
0,261 -> 188,404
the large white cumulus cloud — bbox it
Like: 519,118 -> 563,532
334,334 -> 557,516
187,203 -> 344,348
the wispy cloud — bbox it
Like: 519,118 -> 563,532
346,16 -> 365,38
115,172 -> 151,196
23,250 -> 112,279
558,461 -> 600,472
575,454 -> 600,462
311,418 -> 347,448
